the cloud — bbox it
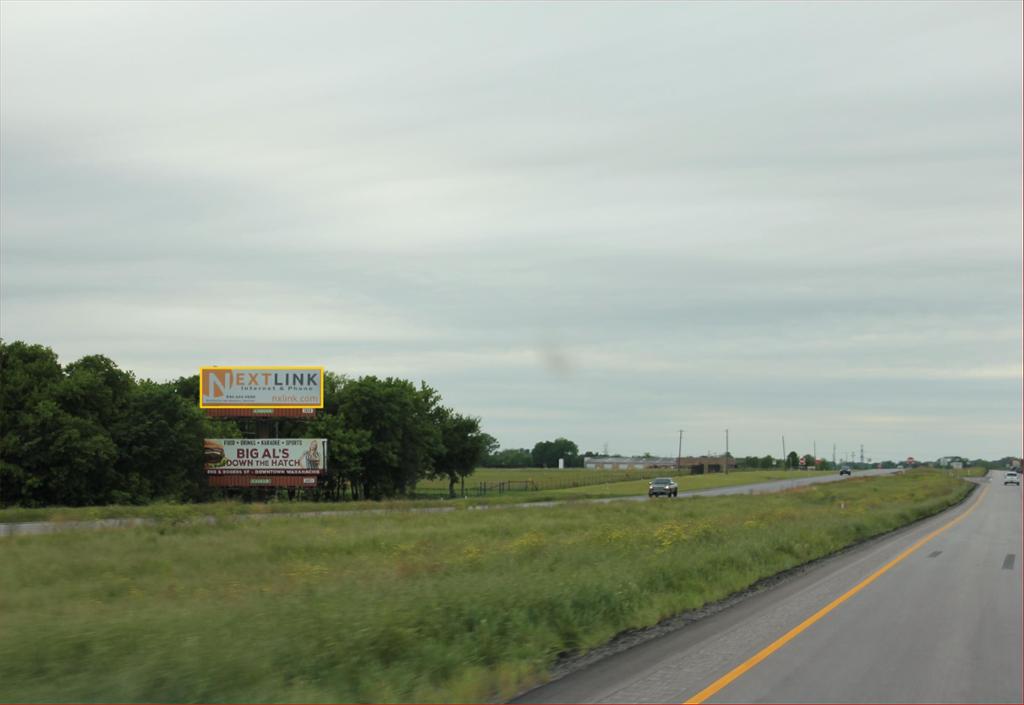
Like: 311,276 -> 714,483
1,1 -> 1020,459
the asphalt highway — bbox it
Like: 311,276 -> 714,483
513,471 -> 1022,704
636,466 -> 903,502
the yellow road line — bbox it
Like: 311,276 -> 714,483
683,483 -> 991,705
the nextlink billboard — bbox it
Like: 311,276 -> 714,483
200,366 -> 323,408
204,439 -> 327,475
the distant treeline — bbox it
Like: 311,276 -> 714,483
483,437 -> 585,468
483,449 -> 1016,471
0,340 -> 493,507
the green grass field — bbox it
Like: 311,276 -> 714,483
0,471 -> 973,703
417,467 -> 822,493
418,467 -> 657,488
542,470 -> 819,499
0,469 -> 822,524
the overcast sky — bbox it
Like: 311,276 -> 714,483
2,1 -> 1021,461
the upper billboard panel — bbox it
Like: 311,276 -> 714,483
200,366 -> 324,408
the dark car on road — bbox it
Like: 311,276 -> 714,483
648,477 -> 678,497
839,465 -> 852,476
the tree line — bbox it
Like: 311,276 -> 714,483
0,340 -> 494,507
483,437 -> 586,468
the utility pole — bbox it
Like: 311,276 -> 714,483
677,430 -> 684,469
782,435 -> 787,468
860,444 -> 864,464
833,443 -> 836,469
725,429 -> 729,473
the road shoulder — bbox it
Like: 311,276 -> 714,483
510,478 -> 983,704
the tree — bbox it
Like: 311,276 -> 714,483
15,399 -> 118,506
0,349 -> 128,506
0,341 -> 65,505
307,414 -> 371,502
479,433 -> 500,461
1,343 -> 224,506
337,377 -> 443,499
54,355 -> 136,504
786,451 -> 799,469
482,448 -> 533,468
58,355 -> 136,428
108,381 -> 211,504
167,374 -> 200,404
0,340 -> 63,413
531,438 -> 580,468
430,409 -> 489,497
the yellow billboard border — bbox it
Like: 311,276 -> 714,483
199,366 -> 325,409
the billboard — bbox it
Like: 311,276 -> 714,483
204,438 -> 328,475
200,366 -> 323,408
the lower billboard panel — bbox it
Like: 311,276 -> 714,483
208,475 -> 319,488
205,438 -> 327,475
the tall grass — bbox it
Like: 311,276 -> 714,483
0,471 -> 972,703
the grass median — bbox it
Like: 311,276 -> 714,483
0,470 -> 973,703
